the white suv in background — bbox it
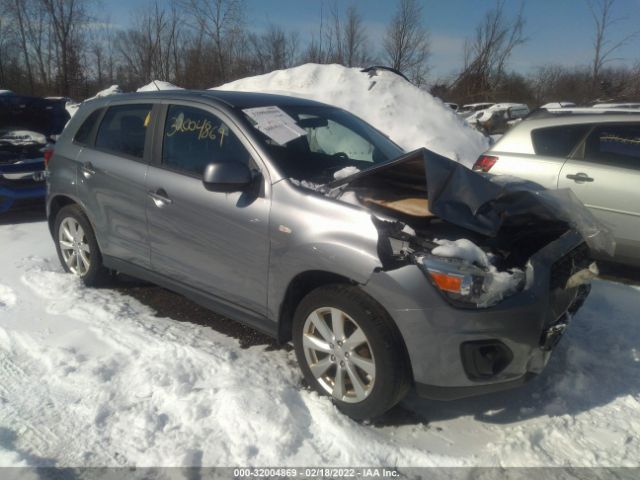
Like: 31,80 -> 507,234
474,109 -> 640,266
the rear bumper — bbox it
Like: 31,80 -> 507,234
362,230 -> 590,400
0,161 -> 46,212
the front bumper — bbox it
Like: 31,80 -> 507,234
362,230 -> 590,400
0,160 -> 46,212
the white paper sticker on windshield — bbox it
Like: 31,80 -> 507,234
243,106 -> 306,145
253,122 -> 305,146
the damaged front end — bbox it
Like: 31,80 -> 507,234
326,148 -> 611,310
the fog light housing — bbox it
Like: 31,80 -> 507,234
461,340 -> 513,380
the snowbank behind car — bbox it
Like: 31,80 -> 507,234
215,64 -> 489,167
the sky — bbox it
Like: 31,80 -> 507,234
106,0 -> 640,79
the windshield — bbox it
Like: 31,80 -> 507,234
241,105 -> 404,185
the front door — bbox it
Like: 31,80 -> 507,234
146,103 -> 271,320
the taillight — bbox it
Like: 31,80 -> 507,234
473,154 -> 498,172
43,148 -> 54,167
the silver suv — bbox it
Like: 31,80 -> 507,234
47,91 -> 598,419
476,109 -> 640,266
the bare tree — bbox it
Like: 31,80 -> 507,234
40,0 -> 89,95
587,0 -> 639,89
343,5 -> 368,67
383,0 -> 430,85
0,3 -> 18,86
90,20 -> 118,88
248,25 -> 299,73
11,0 -> 36,92
450,0 -> 525,101
114,2 -> 184,87
178,0 -> 245,83
304,1 -> 369,67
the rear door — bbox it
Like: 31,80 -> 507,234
558,123 -> 640,263
76,102 -> 155,268
146,102 -> 271,322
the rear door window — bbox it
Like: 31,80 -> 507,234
95,104 -> 152,159
162,105 -> 251,176
531,125 -> 591,157
584,124 -> 640,169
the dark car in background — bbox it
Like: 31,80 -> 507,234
0,94 -> 69,212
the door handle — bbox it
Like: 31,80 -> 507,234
81,162 -> 96,178
148,189 -> 173,207
566,172 -> 594,183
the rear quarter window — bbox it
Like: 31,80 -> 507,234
95,104 -> 153,159
531,125 -> 591,157
73,108 -> 103,145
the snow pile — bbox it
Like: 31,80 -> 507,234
86,85 -> 122,101
0,130 -> 47,146
0,283 -> 17,310
288,178 -> 323,191
216,64 -> 489,167
137,80 -> 184,92
333,166 -> 360,180
432,238 -> 489,268
432,238 -> 525,305
541,102 -> 576,109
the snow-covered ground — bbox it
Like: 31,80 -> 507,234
217,64 -> 489,167
1,215 -> 639,468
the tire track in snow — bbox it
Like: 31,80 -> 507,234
0,337 -> 124,466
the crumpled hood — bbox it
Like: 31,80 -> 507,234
329,148 -> 615,256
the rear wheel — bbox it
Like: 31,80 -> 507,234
54,205 -> 110,286
293,284 -> 411,420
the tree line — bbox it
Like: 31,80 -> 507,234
0,0 -> 637,106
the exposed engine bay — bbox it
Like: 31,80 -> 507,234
321,148 -> 610,308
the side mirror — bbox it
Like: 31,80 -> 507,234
202,161 -> 253,192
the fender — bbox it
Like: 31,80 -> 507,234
266,180 -> 382,321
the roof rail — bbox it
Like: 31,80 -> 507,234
527,107 -> 640,119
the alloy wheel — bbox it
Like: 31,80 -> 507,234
58,217 -> 91,276
302,307 -> 376,403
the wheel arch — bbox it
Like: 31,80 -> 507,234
48,194 -> 78,236
277,270 -> 414,385
48,195 -> 104,252
277,270 -> 355,344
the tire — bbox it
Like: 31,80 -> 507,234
293,284 -> 411,420
53,204 -> 110,287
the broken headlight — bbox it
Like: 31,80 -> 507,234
418,254 -> 526,308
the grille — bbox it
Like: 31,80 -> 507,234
550,242 -> 591,290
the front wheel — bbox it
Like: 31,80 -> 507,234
293,284 -> 411,420
54,205 -> 110,286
